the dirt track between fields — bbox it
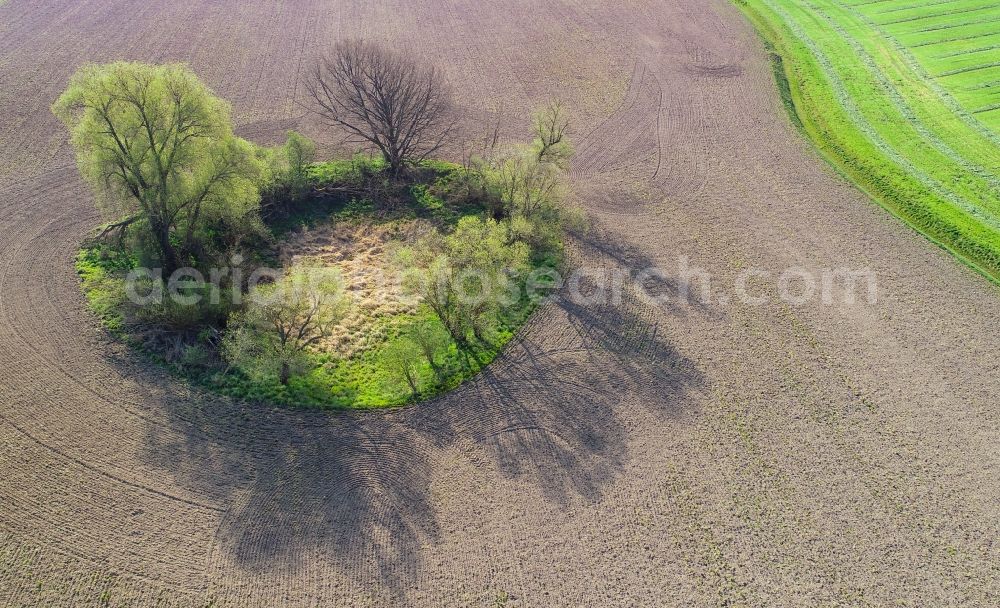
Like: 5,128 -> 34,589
1,1 -> 998,606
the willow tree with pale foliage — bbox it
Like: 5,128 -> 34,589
53,62 -> 265,275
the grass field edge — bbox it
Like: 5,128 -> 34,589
734,0 -> 1000,288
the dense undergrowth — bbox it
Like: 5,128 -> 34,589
79,158 -> 564,409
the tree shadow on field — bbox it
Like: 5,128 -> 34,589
134,379 -> 441,603
130,226 -> 704,603
570,218 -> 721,320
418,290 -> 704,508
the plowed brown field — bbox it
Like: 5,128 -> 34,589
0,1 -> 998,606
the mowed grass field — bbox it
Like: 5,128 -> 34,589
740,0 -> 1000,281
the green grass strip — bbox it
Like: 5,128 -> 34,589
737,0 -> 1000,284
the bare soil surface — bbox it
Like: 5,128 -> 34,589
0,1 -> 998,606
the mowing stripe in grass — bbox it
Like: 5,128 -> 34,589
963,78 -> 1000,90
973,101 -> 1000,113
911,28 -> 1000,48
878,3 -> 998,26
933,44 -> 1000,59
846,0 -> 905,7
912,14 -> 1000,35
874,0 -> 966,16
935,60 -> 1000,77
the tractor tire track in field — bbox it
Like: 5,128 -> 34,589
0,0 -> 998,606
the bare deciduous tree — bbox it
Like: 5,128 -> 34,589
306,40 -> 452,176
532,101 -> 571,167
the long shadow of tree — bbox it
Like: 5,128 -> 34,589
131,219 -> 707,603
